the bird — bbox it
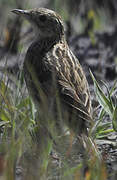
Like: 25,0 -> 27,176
11,8 -> 92,137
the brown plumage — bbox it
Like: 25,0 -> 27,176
12,8 -> 92,135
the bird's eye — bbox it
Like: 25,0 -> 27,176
39,15 -> 47,22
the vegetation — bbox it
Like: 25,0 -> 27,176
0,62 -> 116,179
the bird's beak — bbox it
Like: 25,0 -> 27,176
11,9 -> 29,16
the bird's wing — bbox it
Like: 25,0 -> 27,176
53,43 -> 92,123
58,80 -> 92,123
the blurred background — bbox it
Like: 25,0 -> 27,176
0,0 -> 117,82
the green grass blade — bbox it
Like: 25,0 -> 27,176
90,70 -> 113,118
112,106 -> 117,132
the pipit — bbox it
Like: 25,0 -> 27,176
12,8 -> 92,136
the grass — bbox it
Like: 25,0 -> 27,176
0,71 -> 35,179
90,70 -> 117,139
0,65 -> 116,180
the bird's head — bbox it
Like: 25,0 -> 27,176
11,8 -> 65,40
